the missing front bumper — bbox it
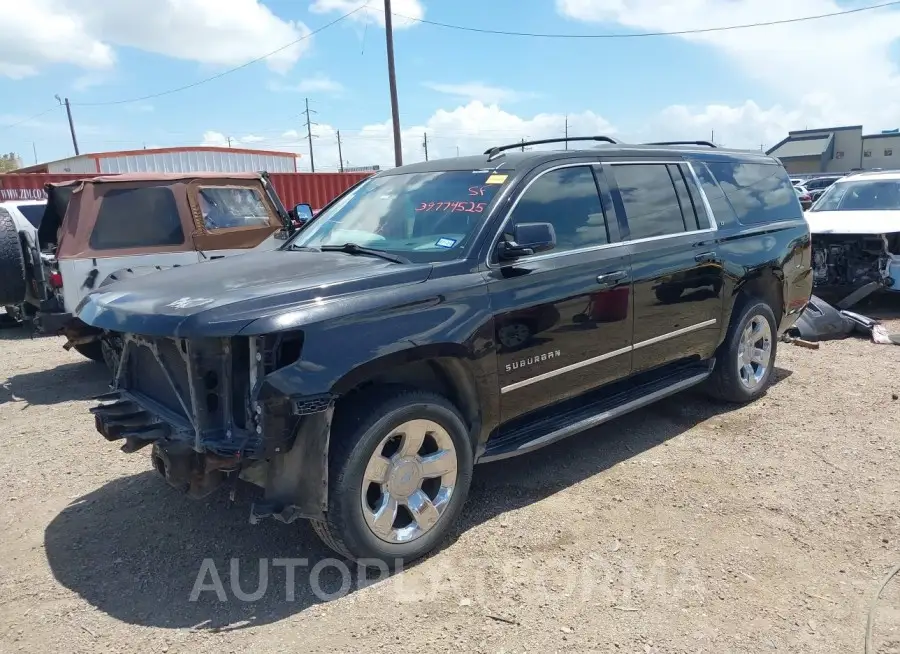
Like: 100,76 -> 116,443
89,333 -> 335,519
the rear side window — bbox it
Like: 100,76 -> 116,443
705,162 -> 799,225
612,163 -> 689,240
15,204 -> 45,228
90,187 -> 184,250
198,187 -> 270,230
508,166 -> 609,252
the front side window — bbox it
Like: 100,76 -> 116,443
705,162 -> 799,225
198,187 -> 270,230
506,166 -> 609,253
289,170 -> 508,262
90,186 -> 184,250
810,179 -> 900,211
612,164 -> 689,240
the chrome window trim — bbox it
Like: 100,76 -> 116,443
684,160 -> 718,230
500,318 -> 717,394
485,159 -> 721,268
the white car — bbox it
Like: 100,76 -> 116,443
0,199 -> 44,240
803,170 -> 900,307
0,200 -> 46,321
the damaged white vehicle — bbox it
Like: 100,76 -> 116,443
804,170 -> 900,308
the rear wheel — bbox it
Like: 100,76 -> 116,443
310,388 -> 473,566
706,299 -> 777,403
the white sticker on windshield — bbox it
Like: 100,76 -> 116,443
435,237 -> 457,248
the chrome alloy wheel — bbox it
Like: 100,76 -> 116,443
361,419 -> 459,544
737,315 -> 772,390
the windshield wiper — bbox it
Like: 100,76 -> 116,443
320,242 -> 410,264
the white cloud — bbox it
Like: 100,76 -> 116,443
203,101 -> 616,172
423,82 -> 537,105
557,0 -> 900,146
310,0 -> 424,29
0,0 -> 310,79
268,74 -> 345,95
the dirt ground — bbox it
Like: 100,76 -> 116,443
1,312 -> 898,654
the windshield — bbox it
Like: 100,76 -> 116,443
810,179 -> 900,211
15,203 -> 46,228
288,170 -> 509,262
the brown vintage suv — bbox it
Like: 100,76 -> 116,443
0,172 -> 295,366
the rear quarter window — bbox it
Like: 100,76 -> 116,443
90,187 -> 185,250
704,161 -> 800,225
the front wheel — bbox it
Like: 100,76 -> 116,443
705,299 -> 777,403
310,388 -> 474,566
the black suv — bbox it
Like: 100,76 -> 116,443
79,136 -> 813,565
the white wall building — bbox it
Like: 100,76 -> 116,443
15,146 -> 298,175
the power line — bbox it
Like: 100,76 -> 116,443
71,5 -> 367,107
0,106 -> 59,132
373,0 -> 900,38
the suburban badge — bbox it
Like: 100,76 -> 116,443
506,350 -> 561,372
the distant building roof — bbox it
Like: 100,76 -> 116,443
14,145 -> 299,173
767,134 -> 834,159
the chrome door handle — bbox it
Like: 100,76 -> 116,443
694,251 -> 716,263
596,270 -> 628,287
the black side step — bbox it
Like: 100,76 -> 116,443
479,363 -> 712,463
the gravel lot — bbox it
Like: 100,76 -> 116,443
1,311 -> 898,654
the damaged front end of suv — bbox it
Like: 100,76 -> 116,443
805,172 -> 900,308
91,330 -> 331,520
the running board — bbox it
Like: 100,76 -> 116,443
479,364 -> 712,463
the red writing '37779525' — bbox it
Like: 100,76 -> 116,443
416,201 -> 486,213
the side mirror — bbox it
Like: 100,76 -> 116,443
293,203 -> 313,227
497,222 -> 556,260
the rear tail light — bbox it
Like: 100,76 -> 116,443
49,271 -> 63,289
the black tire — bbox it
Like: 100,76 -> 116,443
705,298 -> 778,404
73,341 -> 105,363
0,210 -> 27,306
310,387 -> 474,567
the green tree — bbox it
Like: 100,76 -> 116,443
0,152 -> 23,172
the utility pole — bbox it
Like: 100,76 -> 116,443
521,138 -> 526,152
384,0 -> 403,167
32,142 -> 37,165
227,136 -> 233,148
423,132 -> 429,161
337,130 -> 344,173
565,116 -> 568,149
456,145 -> 460,157
710,129 -> 715,145
56,95 -> 79,156
303,97 -> 318,173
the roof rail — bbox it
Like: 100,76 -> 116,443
645,140 -> 717,148
484,136 -> 619,160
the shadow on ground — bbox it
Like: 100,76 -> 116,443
44,370 -> 791,631
0,360 -> 110,407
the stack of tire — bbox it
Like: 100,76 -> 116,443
0,208 -> 27,320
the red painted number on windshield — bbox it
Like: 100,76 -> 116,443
415,201 -> 485,213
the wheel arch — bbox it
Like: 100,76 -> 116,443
729,265 -> 785,330
330,343 -> 492,451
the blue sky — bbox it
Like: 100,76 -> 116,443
2,0 -> 900,170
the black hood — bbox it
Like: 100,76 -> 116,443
76,249 -> 433,337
